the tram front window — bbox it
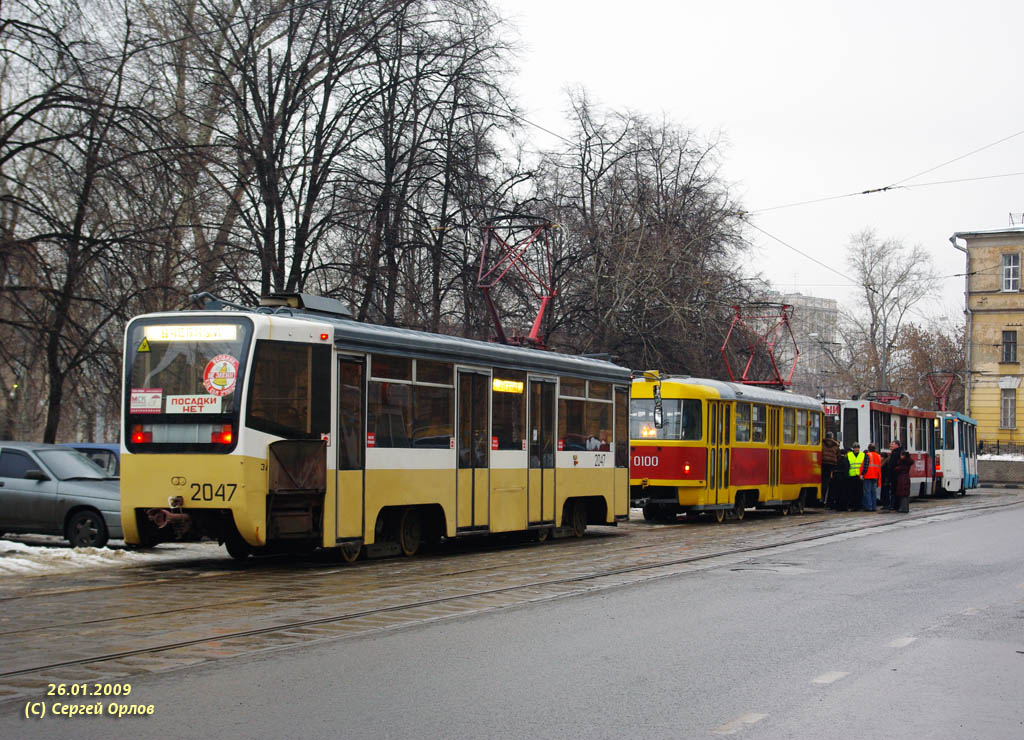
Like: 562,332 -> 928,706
125,318 -> 253,451
630,399 -> 701,440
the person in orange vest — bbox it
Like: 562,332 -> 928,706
860,443 -> 883,511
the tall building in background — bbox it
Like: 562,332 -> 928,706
762,291 -> 840,398
951,223 -> 1024,446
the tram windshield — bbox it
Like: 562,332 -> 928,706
630,399 -> 702,440
124,317 -> 253,449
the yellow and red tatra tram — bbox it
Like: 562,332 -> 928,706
630,374 -> 823,522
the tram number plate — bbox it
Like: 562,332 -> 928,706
190,483 -> 237,501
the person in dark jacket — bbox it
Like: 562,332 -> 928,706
822,433 -> 841,508
880,440 -> 902,510
892,449 -> 913,513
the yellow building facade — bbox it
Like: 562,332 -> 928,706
952,226 -> 1024,446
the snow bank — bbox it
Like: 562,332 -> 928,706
0,537 -> 221,578
978,454 -> 1024,462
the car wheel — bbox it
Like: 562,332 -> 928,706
67,510 -> 109,548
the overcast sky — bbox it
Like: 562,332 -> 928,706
495,0 -> 1024,322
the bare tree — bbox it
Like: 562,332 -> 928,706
530,91 -> 755,375
1,0 -> 171,442
838,229 -> 940,394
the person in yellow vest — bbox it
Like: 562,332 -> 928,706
845,443 -> 865,511
860,443 -> 883,511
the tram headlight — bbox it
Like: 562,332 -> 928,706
131,424 -> 152,444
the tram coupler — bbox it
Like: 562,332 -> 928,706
147,508 -> 192,531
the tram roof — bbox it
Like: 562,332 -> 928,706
653,376 -> 823,411
325,315 -> 630,382
135,307 -> 632,384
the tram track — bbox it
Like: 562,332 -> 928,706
1,495 -> 1017,689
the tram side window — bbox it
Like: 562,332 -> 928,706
247,341 -> 330,439
735,403 -> 751,442
915,420 -> 925,451
492,372 -> 526,451
585,400 -> 611,450
560,377 -> 585,397
372,355 -> 412,381
783,408 -> 796,444
945,419 -> 955,450
368,382 -> 412,447
797,409 -> 809,444
810,412 -> 821,445
751,404 -> 767,442
411,386 -> 453,448
559,397 -> 586,450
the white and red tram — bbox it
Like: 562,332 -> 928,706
832,398 -> 937,497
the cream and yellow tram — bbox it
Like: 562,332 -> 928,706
630,375 -> 823,522
121,294 -> 631,559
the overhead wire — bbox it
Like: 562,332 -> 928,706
750,126 -> 1024,215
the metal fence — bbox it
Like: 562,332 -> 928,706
979,440 -> 1024,456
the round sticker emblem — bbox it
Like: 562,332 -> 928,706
204,354 -> 239,396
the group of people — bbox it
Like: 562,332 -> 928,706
821,433 -> 913,513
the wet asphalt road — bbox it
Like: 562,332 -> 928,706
3,493 -> 1023,739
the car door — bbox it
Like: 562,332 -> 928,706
0,448 -> 59,532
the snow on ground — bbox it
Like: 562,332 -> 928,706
0,536 -> 224,578
978,454 -> 1024,461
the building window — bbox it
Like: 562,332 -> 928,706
1001,388 -> 1017,429
1002,330 -> 1018,363
1002,254 -> 1020,292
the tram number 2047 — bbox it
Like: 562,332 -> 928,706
190,483 -> 237,501
633,455 -> 660,468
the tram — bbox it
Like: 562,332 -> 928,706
933,411 -> 979,495
630,374 -> 823,522
834,399 -> 936,496
120,293 -> 631,559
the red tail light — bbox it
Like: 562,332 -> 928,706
131,425 -> 152,444
211,425 -> 233,444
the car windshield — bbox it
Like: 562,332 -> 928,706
36,449 -> 107,480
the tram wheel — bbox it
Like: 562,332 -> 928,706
714,508 -> 726,524
338,542 -> 363,563
642,503 -> 658,522
569,501 -> 587,538
397,508 -> 422,557
534,527 -> 551,543
780,504 -> 791,516
793,495 -> 805,515
733,503 -> 745,521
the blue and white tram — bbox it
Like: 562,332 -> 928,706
933,411 -> 978,495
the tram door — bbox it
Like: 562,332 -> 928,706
336,358 -> 365,539
528,378 -> 556,524
457,370 -> 490,529
708,402 -> 718,504
768,407 -> 780,501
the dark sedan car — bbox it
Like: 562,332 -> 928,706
0,441 -> 122,547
